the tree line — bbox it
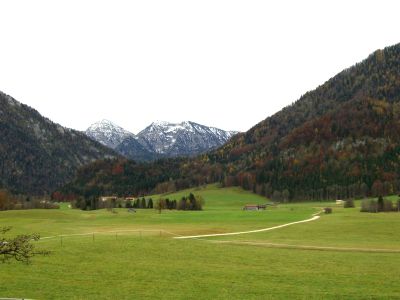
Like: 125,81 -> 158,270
155,193 -> 204,212
0,189 -> 59,211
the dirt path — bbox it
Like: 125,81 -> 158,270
38,211 -> 400,253
173,210 -> 400,253
40,211 -> 323,241
173,214 -> 322,239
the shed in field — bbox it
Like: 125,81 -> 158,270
101,196 -> 118,202
243,204 -> 266,211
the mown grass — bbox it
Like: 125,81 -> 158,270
0,185 -> 314,237
215,200 -> 400,249
1,186 -> 400,299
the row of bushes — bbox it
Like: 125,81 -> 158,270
126,198 -> 153,209
0,189 -> 59,211
73,193 -> 204,211
342,197 -> 400,213
73,197 -> 154,211
156,193 -> 204,211
360,197 -> 400,213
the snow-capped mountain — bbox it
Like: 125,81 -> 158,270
136,121 -> 238,157
85,120 -> 238,161
85,119 -> 135,149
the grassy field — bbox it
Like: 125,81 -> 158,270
1,185 -> 400,299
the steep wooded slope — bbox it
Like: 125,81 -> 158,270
0,92 -> 118,195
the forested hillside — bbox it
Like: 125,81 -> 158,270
59,43 -> 400,201
0,92 -> 118,195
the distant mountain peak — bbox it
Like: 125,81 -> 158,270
151,120 -> 171,126
89,119 -> 121,129
85,119 -> 134,149
85,119 -> 238,160
136,120 -> 238,156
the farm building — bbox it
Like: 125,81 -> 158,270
243,204 -> 266,211
100,196 -> 118,202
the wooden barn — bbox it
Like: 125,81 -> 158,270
243,204 -> 266,211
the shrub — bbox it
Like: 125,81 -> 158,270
382,199 -> 393,212
377,196 -> 384,211
147,198 -> 153,209
360,199 -> 378,213
324,207 -> 332,214
141,198 -> 146,209
344,199 -> 355,208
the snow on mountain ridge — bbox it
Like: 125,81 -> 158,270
85,119 -> 135,149
85,119 -> 239,160
136,120 -> 237,156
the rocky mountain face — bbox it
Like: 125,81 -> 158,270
0,91 -> 118,195
85,119 -> 134,149
85,120 -> 238,161
115,136 -> 160,162
136,121 -> 238,157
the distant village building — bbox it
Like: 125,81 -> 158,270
101,196 -> 118,202
125,197 -> 136,201
243,204 -> 266,211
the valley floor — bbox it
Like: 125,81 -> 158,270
1,185 -> 400,299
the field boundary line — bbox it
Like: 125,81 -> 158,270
207,240 -> 400,253
174,212 -> 323,239
39,229 -> 181,241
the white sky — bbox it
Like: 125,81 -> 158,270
0,1 -> 399,134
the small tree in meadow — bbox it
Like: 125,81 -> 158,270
360,199 -> 378,213
344,199 -> 355,208
178,197 -> 187,210
155,198 -> 167,214
135,199 -> 141,208
147,198 -> 153,209
272,190 -> 282,202
197,196 -> 205,210
377,196 -> 384,212
382,199 -> 393,212
282,189 -> 290,203
141,198 -> 146,209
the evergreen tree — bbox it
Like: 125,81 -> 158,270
147,198 -> 153,209
141,198 -> 146,209
378,196 -> 384,212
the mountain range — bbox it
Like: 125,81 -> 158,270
3,43 -> 400,200
61,43 -> 400,201
0,92 -> 237,195
85,119 -> 238,161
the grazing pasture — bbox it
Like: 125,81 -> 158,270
1,185 -> 400,299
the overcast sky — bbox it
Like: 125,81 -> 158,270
0,1 -> 399,133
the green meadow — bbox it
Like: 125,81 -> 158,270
1,185 -> 400,299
